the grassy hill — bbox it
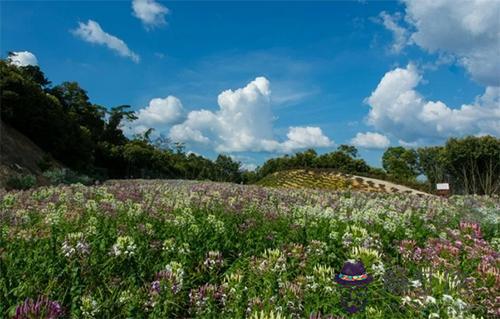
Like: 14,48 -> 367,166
256,168 -> 428,195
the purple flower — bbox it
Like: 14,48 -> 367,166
203,251 -> 224,271
150,280 -> 161,294
14,296 -> 63,319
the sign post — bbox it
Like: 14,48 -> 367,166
436,183 -> 450,197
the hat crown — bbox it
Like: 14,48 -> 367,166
340,261 -> 366,276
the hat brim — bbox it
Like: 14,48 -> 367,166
334,274 -> 373,286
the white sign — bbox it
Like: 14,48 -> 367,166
436,183 -> 450,190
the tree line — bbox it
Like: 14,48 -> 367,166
1,57 -> 498,194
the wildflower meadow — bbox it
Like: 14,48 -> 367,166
1,180 -> 498,318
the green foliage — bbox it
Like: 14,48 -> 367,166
5,174 -> 37,190
382,147 -> 420,181
215,154 -> 241,183
417,136 -> 500,195
337,144 -> 358,158
444,136 -> 500,195
43,168 -> 93,186
255,146 -> 370,182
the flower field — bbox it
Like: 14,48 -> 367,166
1,180 -> 499,318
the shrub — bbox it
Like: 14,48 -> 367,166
43,168 -> 93,186
6,174 -> 37,190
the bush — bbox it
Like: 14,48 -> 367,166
42,168 -> 66,185
43,168 -> 93,186
6,174 -> 37,190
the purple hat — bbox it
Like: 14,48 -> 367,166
335,261 -> 373,286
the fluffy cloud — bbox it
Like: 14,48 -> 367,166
351,132 -> 390,149
262,127 -> 333,153
7,51 -> 38,66
365,64 -> 500,143
378,11 -> 409,53
132,0 -> 169,29
169,77 -> 333,153
72,20 -> 140,63
130,96 -> 184,134
388,0 -> 500,86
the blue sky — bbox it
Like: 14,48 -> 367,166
2,0 -> 499,170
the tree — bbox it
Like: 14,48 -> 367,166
382,147 -> 420,181
444,136 -> 500,195
337,144 -> 358,158
292,149 -> 317,168
103,105 -> 137,145
417,146 -> 448,189
50,82 -> 106,141
215,155 -> 241,183
0,60 -> 94,170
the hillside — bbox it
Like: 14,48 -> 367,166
256,169 -> 429,195
0,121 -> 58,187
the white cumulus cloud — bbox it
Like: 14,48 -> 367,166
132,0 -> 169,29
8,51 -> 38,66
351,132 -> 390,149
399,0 -> 500,86
130,96 -> 184,134
272,127 -> 332,153
72,20 -> 140,63
365,64 -> 500,143
168,77 -> 333,153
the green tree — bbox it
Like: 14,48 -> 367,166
444,136 -> 500,195
382,147 -> 420,181
292,149 -> 317,168
337,144 -> 358,158
417,146 -> 448,189
215,154 -> 241,183
0,60 -> 94,171
103,105 -> 137,145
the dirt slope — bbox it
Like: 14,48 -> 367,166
0,121 -> 56,187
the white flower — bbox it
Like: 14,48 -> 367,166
428,313 -> 440,318
454,298 -> 467,310
401,296 -> 412,305
371,261 -> 385,276
442,294 -> 454,303
413,299 -> 424,307
111,236 -> 136,257
410,280 -> 422,288
425,296 -> 437,304
118,290 -> 132,304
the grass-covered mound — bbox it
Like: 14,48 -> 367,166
256,169 -> 426,195
1,181 -> 498,318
